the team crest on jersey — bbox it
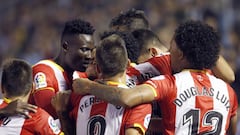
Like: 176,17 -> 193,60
48,117 -> 61,134
144,114 -> 151,128
34,72 -> 47,89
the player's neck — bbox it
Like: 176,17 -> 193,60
101,72 -> 126,85
54,56 -> 74,75
4,94 -> 29,103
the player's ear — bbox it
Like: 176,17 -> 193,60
127,59 -> 132,68
62,42 -> 69,52
32,82 -> 36,92
1,85 -> 5,95
178,49 -> 184,60
96,64 -> 103,79
96,64 -> 101,75
149,48 -> 158,57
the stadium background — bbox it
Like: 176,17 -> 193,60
0,0 -> 239,100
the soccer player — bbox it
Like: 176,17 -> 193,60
52,34 -> 152,135
0,58 -> 63,135
109,8 -> 150,32
131,29 -> 169,134
131,29 -> 168,64
29,19 -> 95,118
100,31 -> 140,64
73,20 -> 238,135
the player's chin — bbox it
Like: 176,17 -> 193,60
78,64 -> 89,72
82,63 -> 89,69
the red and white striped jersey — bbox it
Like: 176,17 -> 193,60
32,59 -> 72,92
126,53 -> 171,87
0,99 -> 63,135
29,59 -> 73,118
69,81 -> 152,135
145,70 -> 238,135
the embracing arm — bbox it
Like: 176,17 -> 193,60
0,100 -> 37,119
125,128 -> 143,135
73,79 -> 155,107
227,114 -> 237,135
51,91 -> 75,135
212,55 -> 235,83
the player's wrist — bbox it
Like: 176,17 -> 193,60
56,110 -> 69,119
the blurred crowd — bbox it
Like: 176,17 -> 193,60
0,0 -> 240,97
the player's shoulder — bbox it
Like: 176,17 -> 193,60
33,59 -> 53,67
148,52 -> 170,62
32,60 -> 63,85
29,107 -> 62,134
33,59 -> 63,72
29,107 -> 55,127
30,107 -> 50,118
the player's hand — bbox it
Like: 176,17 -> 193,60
51,91 -> 71,113
72,78 -> 92,94
1,100 -> 37,119
85,63 -> 98,80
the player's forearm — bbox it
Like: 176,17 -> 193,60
88,82 -> 129,107
212,55 -> 235,83
125,127 -> 143,135
0,109 -> 8,118
57,111 -> 75,135
73,79 -> 154,107
227,115 -> 237,135
87,82 -> 154,108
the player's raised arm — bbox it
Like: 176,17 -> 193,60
212,55 -> 235,83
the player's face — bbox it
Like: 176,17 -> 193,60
65,34 -> 95,72
169,39 -> 182,73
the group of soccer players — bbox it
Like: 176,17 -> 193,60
0,8 -> 238,135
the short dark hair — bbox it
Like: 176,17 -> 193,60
109,8 -> 149,31
100,31 -> 140,63
61,19 -> 95,40
96,34 -> 128,78
132,29 -> 165,53
174,20 -> 220,69
1,59 -> 32,97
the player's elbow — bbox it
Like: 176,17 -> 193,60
227,75 -> 235,84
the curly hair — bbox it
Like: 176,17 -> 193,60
109,8 -> 149,31
100,31 -> 140,63
61,19 -> 95,39
174,20 -> 220,69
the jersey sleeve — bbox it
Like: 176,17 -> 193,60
126,53 -> 172,85
32,108 -> 63,135
145,75 -> 176,100
123,103 -> 152,134
146,53 -> 172,75
33,64 -> 58,91
32,64 -> 59,118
